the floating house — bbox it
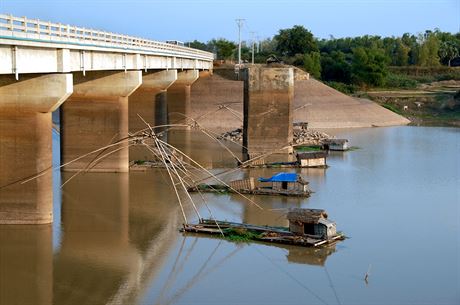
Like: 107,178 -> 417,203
296,151 -> 327,168
287,208 -> 337,240
182,208 -> 344,248
188,173 -> 311,197
258,172 -> 309,194
323,139 -> 349,151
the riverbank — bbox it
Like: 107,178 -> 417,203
363,80 -> 460,127
190,66 -> 410,131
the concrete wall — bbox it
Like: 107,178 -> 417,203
190,74 -> 244,132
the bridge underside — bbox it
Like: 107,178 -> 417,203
0,67 -> 209,224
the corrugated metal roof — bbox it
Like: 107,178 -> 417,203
259,172 -> 297,183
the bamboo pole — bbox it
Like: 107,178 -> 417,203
156,138 -> 263,210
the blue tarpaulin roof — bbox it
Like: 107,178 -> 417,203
258,172 -> 297,183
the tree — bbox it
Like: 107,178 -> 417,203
393,39 -> 410,66
274,25 -> 318,57
401,33 -> 419,65
439,40 -> 459,67
351,47 -> 388,87
208,38 -> 236,60
320,51 -> 351,83
418,33 -> 440,66
303,52 -> 321,78
186,40 -> 209,51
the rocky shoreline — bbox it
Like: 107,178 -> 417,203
217,125 -> 333,146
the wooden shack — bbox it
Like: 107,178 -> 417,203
296,151 -> 327,167
287,208 -> 337,240
323,139 -> 349,151
229,177 -> 255,191
259,172 -> 309,193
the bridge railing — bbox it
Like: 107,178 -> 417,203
0,14 -> 214,61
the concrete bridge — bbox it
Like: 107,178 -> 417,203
0,14 -> 214,224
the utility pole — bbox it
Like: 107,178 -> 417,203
250,31 -> 256,65
235,18 -> 245,67
256,35 -> 260,53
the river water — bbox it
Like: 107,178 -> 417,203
0,126 -> 459,305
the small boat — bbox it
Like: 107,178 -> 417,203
188,172 -> 312,197
182,208 -> 345,248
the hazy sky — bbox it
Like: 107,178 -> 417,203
1,0 -> 459,42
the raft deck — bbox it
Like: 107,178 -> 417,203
182,219 -> 344,247
187,185 -> 311,197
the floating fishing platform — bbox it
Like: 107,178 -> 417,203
243,150 -> 328,169
188,173 -> 312,197
294,139 -> 351,152
182,208 -> 344,248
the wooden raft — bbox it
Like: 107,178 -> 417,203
187,185 -> 311,197
182,219 -> 344,247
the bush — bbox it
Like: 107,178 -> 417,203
384,73 -> 418,89
454,90 -> 460,100
325,81 -> 359,94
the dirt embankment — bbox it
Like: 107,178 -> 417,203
366,80 -> 460,127
191,66 -> 410,131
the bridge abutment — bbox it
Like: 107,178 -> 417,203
128,70 -> 177,161
61,71 -> 142,173
167,70 -> 199,129
0,74 -> 73,224
242,66 -> 294,160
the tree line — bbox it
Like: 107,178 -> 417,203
187,26 -> 460,90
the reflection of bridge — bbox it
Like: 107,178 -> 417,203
0,14 -> 213,224
0,172 -> 182,305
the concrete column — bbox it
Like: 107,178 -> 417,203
129,70 -> 177,161
167,70 -> 199,128
242,66 -> 294,160
61,71 -> 142,172
0,74 -> 73,224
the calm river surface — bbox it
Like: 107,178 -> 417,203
0,126 -> 459,305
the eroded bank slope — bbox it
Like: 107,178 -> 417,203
190,67 -> 410,131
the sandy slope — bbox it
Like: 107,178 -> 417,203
190,71 -> 410,131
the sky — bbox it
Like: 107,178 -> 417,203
1,0 -> 459,43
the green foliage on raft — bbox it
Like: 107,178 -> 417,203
222,228 -> 262,243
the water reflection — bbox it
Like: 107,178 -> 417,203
52,171 -> 183,305
285,244 -> 336,266
0,225 -> 52,305
54,173 -> 135,305
1,127 -> 458,305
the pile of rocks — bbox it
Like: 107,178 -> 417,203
293,129 -> 332,145
218,128 -> 243,142
218,127 -> 332,145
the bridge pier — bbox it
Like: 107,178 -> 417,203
0,74 -> 73,224
61,71 -> 142,172
128,70 -> 177,161
242,66 -> 294,160
167,70 -> 199,128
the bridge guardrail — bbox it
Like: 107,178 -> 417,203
0,14 -> 214,61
